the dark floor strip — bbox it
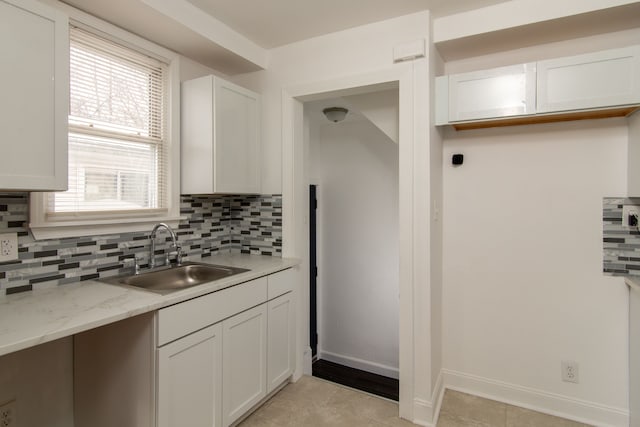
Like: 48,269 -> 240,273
312,359 -> 399,401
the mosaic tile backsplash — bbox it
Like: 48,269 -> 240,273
603,197 -> 640,276
0,193 -> 282,295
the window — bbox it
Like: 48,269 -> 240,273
55,26 -> 167,215
30,14 -> 180,239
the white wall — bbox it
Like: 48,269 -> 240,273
232,12 -> 436,422
309,117 -> 399,378
180,55 -> 224,82
0,338 -> 73,427
442,118 -> 629,426
232,11 -> 431,195
343,90 -> 399,144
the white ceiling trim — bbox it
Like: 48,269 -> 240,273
141,0 -> 268,69
433,0 -> 640,43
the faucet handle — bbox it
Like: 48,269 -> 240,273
134,256 -> 140,275
175,244 -> 183,266
125,256 -> 141,275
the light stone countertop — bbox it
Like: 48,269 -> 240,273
0,253 -> 299,357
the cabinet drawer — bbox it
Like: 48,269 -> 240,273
157,277 -> 267,346
267,268 -> 294,300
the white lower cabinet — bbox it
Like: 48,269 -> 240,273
222,304 -> 268,426
157,323 -> 223,427
74,268 -> 295,427
267,292 -> 295,393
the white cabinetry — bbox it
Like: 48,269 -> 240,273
0,0 -> 68,191
267,292 -> 295,393
436,45 -> 640,129
222,304 -> 268,426
537,46 -> 640,113
157,324 -> 223,427
181,75 -> 260,194
74,267 -> 295,427
444,63 -> 536,123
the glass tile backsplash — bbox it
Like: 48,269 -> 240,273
603,197 -> 640,276
0,193 -> 282,295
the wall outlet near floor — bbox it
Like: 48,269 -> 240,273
561,360 -> 579,383
0,233 -> 18,262
0,399 -> 16,427
622,205 -> 640,228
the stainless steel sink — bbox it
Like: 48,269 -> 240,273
99,262 -> 250,294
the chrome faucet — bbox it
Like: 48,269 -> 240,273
149,223 -> 183,269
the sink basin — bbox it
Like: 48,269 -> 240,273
100,262 -> 250,294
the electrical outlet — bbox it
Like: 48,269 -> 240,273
622,205 -> 640,228
561,360 -> 579,383
0,399 -> 16,427
0,233 -> 18,262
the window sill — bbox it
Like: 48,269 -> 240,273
29,216 -> 186,240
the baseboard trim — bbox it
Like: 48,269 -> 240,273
411,372 -> 444,427
318,350 -> 399,379
412,398 -> 433,427
300,346 -> 312,378
442,369 -> 629,427
431,372 -> 445,427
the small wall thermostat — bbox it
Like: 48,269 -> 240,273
452,154 -> 464,166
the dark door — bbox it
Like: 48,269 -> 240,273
309,185 -> 318,357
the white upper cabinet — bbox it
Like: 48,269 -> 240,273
181,75 -> 261,194
537,46 -> 640,113
0,0 -> 68,191
436,45 -> 640,129
443,63 -> 536,123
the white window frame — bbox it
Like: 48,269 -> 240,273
30,3 -> 183,240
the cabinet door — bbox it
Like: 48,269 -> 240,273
0,0 -> 68,191
222,304 -> 267,427
267,292 -> 295,393
157,323 -> 223,427
537,46 -> 640,113
448,63 -> 536,122
214,78 -> 260,194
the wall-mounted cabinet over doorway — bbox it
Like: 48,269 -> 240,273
436,45 -> 640,130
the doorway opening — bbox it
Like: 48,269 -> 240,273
304,90 -> 400,401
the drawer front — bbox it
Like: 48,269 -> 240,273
157,277 -> 267,346
267,268 -> 294,300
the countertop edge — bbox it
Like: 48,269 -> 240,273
0,254 -> 300,357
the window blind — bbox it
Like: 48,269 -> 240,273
49,26 -> 168,217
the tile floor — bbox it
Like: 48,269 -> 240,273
238,376 -> 592,427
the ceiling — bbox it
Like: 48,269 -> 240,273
184,0 -> 509,49
61,0 -> 508,74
